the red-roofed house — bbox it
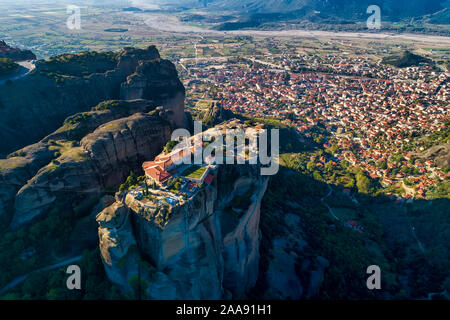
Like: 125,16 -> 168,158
143,164 -> 172,185
142,154 -> 175,185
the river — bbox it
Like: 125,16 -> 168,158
135,12 -> 450,45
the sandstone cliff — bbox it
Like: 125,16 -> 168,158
0,45 -> 185,156
202,101 -> 234,127
0,100 -> 180,229
97,163 -> 269,299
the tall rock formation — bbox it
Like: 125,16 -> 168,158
0,45 -> 187,229
0,45 -> 185,156
97,162 -> 269,299
0,96 -> 183,229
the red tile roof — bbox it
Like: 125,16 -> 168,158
143,162 -> 172,184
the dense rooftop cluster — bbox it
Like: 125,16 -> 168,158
184,51 -> 449,199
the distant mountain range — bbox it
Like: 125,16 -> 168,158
209,0 -> 447,18
153,0 -> 450,25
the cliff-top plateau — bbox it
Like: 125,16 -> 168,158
0,45 -> 185,157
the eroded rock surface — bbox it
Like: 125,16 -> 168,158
98,164 -> 269,299
8,109 -> 174,229
0,45 -> 184,156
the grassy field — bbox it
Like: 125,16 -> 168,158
0,157 -> 27,170
195,99 -> 216,110
181,165 -> 207,180
48,140 -> 87,162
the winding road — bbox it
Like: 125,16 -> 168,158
0,255 -> 81,296
0,60 -> 35,86
321,184 -> 340,221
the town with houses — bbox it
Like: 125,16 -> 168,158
178,43 -> 449,202
1,0 -> 450,302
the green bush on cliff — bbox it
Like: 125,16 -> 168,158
164,140 -> 179,153
119,171 -> 138,193
225,206 -> 241,218
0,58 -> 19,77
64,113 -> 92,126
39,51 -> 118,78
356,171 -> 375,195
92,100 -> 125,111
231,187 -> 253,210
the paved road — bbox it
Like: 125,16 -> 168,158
321,184 -> 340,221
0,255 -> 82,295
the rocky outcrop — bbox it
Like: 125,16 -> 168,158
413,142 -> 450,168
120,58 -> 186,128
97,164 -> 269,299
0,45 -> 185,156
8,109 -> 174,229
0,44 -> 187,228
0,144 -> 55,221
0,40 -> 36,61
0,100 -> 155,221
203,101 -> 233,127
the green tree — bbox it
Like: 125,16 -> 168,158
126,171 -> 137,187
325,161 -> 334,172
164,140 -> 179,153
313,171 -> 322,181
356,172 -> 372,194
326,144 -> 339,155
307,161 -> 316,171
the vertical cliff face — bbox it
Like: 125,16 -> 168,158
97,164 -> 269,299
7,110 -> 174,229
0,45 -> 185,156
221,179 -> 263,297
0,45 -> 187,229
120,58 -> 186,129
